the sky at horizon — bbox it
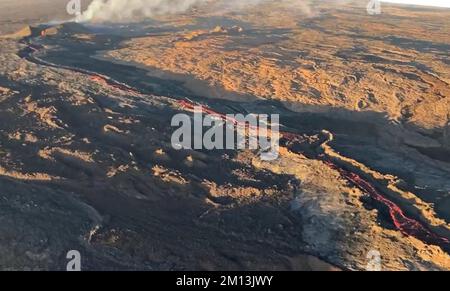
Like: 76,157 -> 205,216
381,0 -> 450,8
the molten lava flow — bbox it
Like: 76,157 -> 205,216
23,40 -> 450,253
178,100 -> 240,125
23,41 -> 142,97
89,75 -> 140,95
177,100 -> 279,141
90,75 -> 108,85
323,159 -> 450,250
178,99 -> 450,251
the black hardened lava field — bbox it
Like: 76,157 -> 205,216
0,0 -> 449,272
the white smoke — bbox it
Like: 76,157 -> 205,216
75,0 -> 317,23
76,0 -> 209,22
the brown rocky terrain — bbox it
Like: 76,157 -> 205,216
108,2 -> 450,133
0,0 -> 449,271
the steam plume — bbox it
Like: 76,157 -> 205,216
76,0 -> 209,22
75,0 -> 328,23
